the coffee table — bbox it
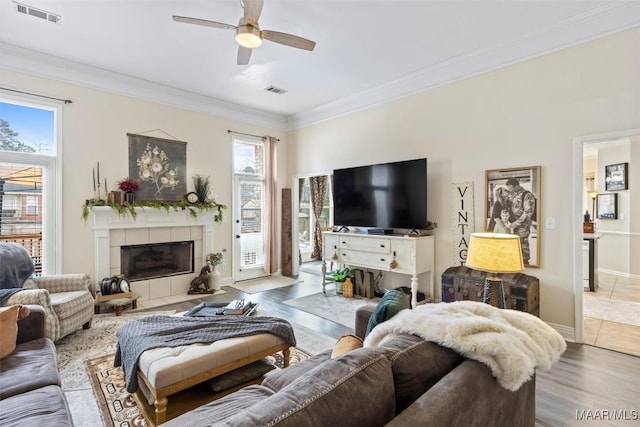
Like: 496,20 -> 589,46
129,319 -> 291,426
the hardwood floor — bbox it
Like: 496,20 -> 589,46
140,267 -> 640,427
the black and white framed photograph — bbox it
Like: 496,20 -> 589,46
597,193 -> 618,219
485,165 -> 541,268
128,133 -> 187,201
604,162 -> 628,191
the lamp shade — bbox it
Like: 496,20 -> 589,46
466,232 -> 524,273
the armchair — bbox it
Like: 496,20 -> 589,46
5,275 -> 95,341
1,242 -> 94,341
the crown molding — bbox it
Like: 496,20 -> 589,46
286,2 -> 640,130
0,41 -> 287,130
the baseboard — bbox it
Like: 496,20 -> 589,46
598,268 -> 640,280
549,322 -> 575,342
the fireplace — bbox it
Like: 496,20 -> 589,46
121,241 -> 194,281
90,206 -> 217,301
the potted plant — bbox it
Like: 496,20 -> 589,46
331,267 -> 354,295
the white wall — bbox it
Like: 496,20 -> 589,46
288,27 -> 640,332
0,68 -> 287,283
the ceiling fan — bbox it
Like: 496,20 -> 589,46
173,0 -> 316,65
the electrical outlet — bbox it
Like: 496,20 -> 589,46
221,262 -> 226,271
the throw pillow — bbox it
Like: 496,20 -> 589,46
365,289 -> 410,337
331,334 -> 363,358
0,305 -> 21,359
209,359 -> 276,392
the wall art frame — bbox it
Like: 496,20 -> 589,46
597,193 -> 617,219
485,165 -> 541,268
604,162 -> 628,191
128,133 -> 187,201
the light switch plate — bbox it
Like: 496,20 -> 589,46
545,217 -> 555,229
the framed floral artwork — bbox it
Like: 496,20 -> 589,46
485,165 -> 541,268
127,133 -> 187,201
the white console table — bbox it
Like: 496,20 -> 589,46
322,231 -> 435,308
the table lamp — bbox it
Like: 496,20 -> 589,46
465,232 -> 524,308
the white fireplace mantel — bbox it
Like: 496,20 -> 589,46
90,207 -> 217,291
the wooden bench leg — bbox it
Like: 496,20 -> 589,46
114,306 -> 123,316
154,397 -> 168,425
283,347 -> 290,368
132,300 -> 137,310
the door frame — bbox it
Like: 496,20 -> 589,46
291,170 -> 332,276
572,128 -> 640,343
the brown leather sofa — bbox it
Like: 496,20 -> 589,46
162,304 -> 535,427
0,305 -> 73,426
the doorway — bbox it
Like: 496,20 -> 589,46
574,129 -> 640,357
232,137 -> 267,281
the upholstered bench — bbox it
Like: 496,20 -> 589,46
133,333 -> 291,426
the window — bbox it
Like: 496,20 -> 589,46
0,97 -> 60,274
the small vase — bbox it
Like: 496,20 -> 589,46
335,281 -> 344,295
210,264 -> 221,290
124,191 -> 136,204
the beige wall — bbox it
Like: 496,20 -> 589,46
288,27 -> 640,331
0,68 -> 287,282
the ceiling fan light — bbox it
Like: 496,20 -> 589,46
236,25 -> 262,48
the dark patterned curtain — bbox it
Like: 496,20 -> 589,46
309,176 -> 327,259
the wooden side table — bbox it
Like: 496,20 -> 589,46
95,292 -> 140,316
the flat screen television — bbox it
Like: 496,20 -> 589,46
333,158 -> 427,230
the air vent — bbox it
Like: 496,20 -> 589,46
13,2 -> 61,24
264,86 -> 288,95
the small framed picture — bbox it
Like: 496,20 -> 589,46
597,193 -> 617,219
605,162 -> 628,191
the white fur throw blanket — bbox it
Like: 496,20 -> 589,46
363,301 -> 566,391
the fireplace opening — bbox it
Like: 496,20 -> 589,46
121,241 -> 194,282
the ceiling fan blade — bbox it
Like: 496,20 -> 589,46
262,30 -> 316,51
237,46 -> 252,65
243,0 -> 264,24
172,15 -> 236,31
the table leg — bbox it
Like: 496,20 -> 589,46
154,397 -> 168,425
410,274 -> 418,308
321,260 -> 327,294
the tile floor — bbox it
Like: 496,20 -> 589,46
583,272 -> 640,357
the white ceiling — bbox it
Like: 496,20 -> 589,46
1,1 -> 639,129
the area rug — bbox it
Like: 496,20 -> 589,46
229,275 -> 298,294
283,292 -> 377,328
583,293 -> 640,327
86,348 -> 311,427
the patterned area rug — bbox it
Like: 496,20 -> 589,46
86,348 -> 311,427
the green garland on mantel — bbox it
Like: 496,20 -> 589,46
81,199 -> 227,223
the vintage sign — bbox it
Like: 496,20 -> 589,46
452,181 -> 475,266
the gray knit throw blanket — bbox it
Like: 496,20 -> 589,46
114,315 -> 296,392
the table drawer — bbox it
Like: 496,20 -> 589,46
340,249 -> 390,270
339,236 -> 391,254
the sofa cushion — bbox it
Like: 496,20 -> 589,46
365,289 -> 410,337
223,348 -> 396,427
162,385 -> 275,426
49,291 -> 94,320
331,334 -> 363,358
166,348 -> 396,427
0,384 -> 73,427
376,333 -> 464,413
0,337 -> 60,399
262,349 -> 331,392
209,358 -> 275,392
